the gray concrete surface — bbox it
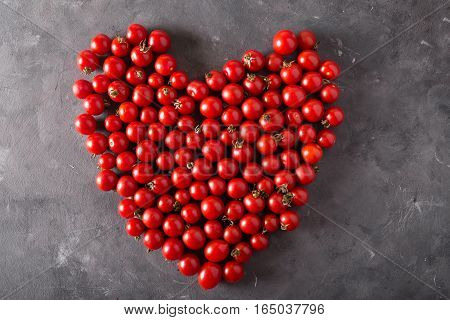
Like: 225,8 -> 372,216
0,0 -> 449,299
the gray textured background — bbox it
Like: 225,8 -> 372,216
0,0 -> 449,299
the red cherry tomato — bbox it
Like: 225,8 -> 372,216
178,254 -> 201,276
162,238 -> 184,261
320,60 -> 340,80
126,23 -> 148,46
182,226 -> 206,250
77,50 -> 99,74
222,60 -> 245,82
103,56 -> 127,79
125,218 -> 146,237
301,143 -> 323,164
273,30 -> 298,55
74,113 -> 96,135
204,240 -> 230,262
73,79 -> 93,99
95,169 -> 118,191
90,33 -> 111,55
297,29 -> 317,50
205,70 -> 227,91
148,29 -> 171,53
198,262 -> 222,290
282,85 -> 307,108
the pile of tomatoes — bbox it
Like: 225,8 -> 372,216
72,24 -> 344,290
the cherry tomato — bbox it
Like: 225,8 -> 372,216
169,70 -> 188,90
171,167 -> 192,189
259,109 -> 284,132
242,162 -> 263,183
83,94 -> 104,115
203,220 -> 223,240
265,52 -> 284,72
95,169 -> 118,191
201,196 -> 225,220
282,85 -> 307,108
85,133 -> 107,154
189,181 -> 209,201
298,124 -> 317,144
295,163 -> 316,185
136,140 -> 158,162
280,150 -> 300,169
205,70 -> 227,91
158,194 -> 175,214
239,121 -> 260,143
148,72 -> 165,89
191,158 -> 214,181
164,130 -> 185,150
118,199 -> 138,219
317,129 -> 336,148
221,106 -> 243,126
163,214 -> 185,237
103,56 -> 127,79
225,200 -> 245,221
280,62 -> 302,85
156,151 -> 175,171
297,50 -> 320,71
126,23 -> 148,46
174,95 -> 195,115
73,79 -> 93,99
261,155 -> 281,175
75,113 -> 96,135
302,98 -> 324,122
257,134 -> 278,155
180,203 -> 202,224
186,80 -> 209,101
131,45 -> 153,67
157,85 -> 177,105
221,83 -> 244,105
272,30 -> 298,55
323,106 -> 344,127
250,233 -> 269,251
291,186 -> 308,206
231,242 -> 252,263
143,229 -> 164,250
148,175 -> 172,195
178,254 -> 201,276
202,140 -> 225,162
126,121 -> 147,143
111,36 -> 130,57
77,50 -> 99,74
92,74 -> 111,93
320,60 -> 340,80
274,169 -> 296,190
175,189 -> 190,205
280,210 -> 300,231
148,29 -> 171,53
142,208 -> 164,229
158,105 -> 178,127
243,74 -> 265,96
243,193 -> 265,213
125,218 -> 146,237
162,237 -> 184,260
116,175 -> 139,197
155,54 -> 177,76
204,240 -> 230,262
108,80 -> 130,103
217,158 -> 239,180
285,109 -> 303,128
223,225 -> 242,244
132,163 -> 154,184
90,33 -> 111,55
97,152 -> 116,170
134,188 -> 155,209
301,143 -> 323,164
262,90 -> 282,109
198,262 -> 222,290
264,214 -> 280,233
301,71 -> 323,93
320,83 -> 340,104
116,151 -> 137,172
174,148 -> 194,167
239,213 -> 261,235
241,97 -> 264,120
201,119 -> 221,139
222,60 -> 245,83
182,226 -> 206,250
200,96 -> 223,119
297,29 -> 317,50
242,49 -> 265,72
227,178 -> 249,199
